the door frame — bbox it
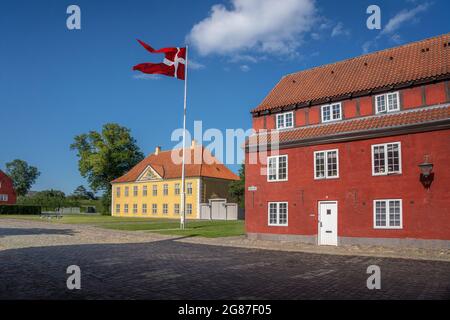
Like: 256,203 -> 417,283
318,201 -> 338,246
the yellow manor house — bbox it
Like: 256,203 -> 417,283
111,141 -> 239,218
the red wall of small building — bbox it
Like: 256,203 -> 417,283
245,130 -> 450,241
0,171 -> 17,205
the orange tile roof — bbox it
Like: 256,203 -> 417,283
112,146 -> 239,183
253,33 -> 450,113
248,105 -> 450,147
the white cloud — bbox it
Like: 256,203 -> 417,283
228,54 -> 263,63
240,65 -> 250,72
361,3 -> 430,53
331,22 -> 350,37
132,74 -> 161,80
362,41 -> 372,54
188,59 -> 206,70
187,0 -> 316,56
381,3 -> 430,35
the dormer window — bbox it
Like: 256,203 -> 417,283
376,92 -> 400,114
321,103 -> 342,123
276,112 -> 293,129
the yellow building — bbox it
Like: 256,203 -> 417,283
111,141 -> 239,218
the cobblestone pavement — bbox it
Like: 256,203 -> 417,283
1,219 -> 449,299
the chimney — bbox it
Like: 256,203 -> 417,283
191,139 -> 197,149
155,146 -> 161,155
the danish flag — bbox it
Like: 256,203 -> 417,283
132,39 -> 186,80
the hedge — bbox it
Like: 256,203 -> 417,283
0,205 -> 42,215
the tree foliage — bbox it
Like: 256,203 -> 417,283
5,159 -> 40,196
70,185 -> 96,200
228,163 -> 245,208
18,189 -> 78,210
70,123 -> 144,214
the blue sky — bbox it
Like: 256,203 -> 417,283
0,0 -> 448,194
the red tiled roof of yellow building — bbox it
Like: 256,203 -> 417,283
112,145 -> 239,183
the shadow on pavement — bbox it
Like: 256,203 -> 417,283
0,228 -> 76,238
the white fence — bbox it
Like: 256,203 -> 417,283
199,198 -> 240,220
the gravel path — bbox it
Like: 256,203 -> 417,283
0,218 -> 172,250
1,218 -> 449,261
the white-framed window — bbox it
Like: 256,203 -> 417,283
163,203 -> 168,215
152,185 -> 157,196
174,203 -> 180,215
124,186 -> 129,197
314,149 -> 339,179
152,204 -> 157,215
267,155 -> 288,182
321,103 -> 342,123
0,194 -> 8,202
276,112 -> 294,130
375,92 -> 400,114
115,204 -> 120,214
124,204 -> 129,214
142,185 -> 147,196
116,187 -> 120,198
186,203 -> 192,215
372,142 -> 401,175
174,183 -> 180,195
163,184 -> 168,196
133,204 -> 138,214
133,186 -> 138,197
187,182 -> 193,195
374,199 -> 402,229
268,202 -> 288,226
142,203 -> 147,214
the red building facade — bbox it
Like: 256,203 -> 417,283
0,170 -> 17,205
245,34 -> 450,248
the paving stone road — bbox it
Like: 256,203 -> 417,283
0,219 -> 449,300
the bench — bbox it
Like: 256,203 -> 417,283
40,211 -> 63,219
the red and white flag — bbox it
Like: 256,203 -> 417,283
133,39 -> 186,80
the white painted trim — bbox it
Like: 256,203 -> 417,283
321,102 -> 342,123
136,165 -> 163,181
276,111 -> 294,130
266,154 -> 288,182
371,142 -> 402,176
373,199 -> 403,229
313,149 -> 339,180
375,91 -> 400,114
267,202 -> 288,226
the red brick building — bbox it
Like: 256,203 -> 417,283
0,170 -> 17,205
245,34 -> 450,248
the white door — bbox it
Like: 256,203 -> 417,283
319,202 -> 338,246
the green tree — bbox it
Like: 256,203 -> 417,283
18,189 -> 79,211
229,163 -> 245,208
5,159 -> 40,196
70,185 -> 96,200
70,123 -> 144,214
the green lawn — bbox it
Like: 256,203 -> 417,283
0,214 -> 245,238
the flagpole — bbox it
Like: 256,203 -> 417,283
180,45 -> 188,230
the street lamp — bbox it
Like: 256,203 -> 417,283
418,155 -> 434,189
